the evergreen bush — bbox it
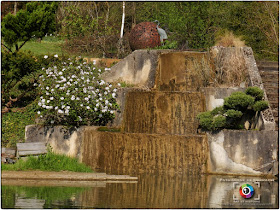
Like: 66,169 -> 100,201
245,86 -> 264,101
197,86 -> 269,131
223,92 -> 255,111
1,51 -> 41,107
212,115 -> 227,130
253,101 -> 269,112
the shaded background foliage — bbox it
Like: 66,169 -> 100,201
2,1 -> 278,59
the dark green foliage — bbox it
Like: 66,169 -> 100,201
245,86 -> 264,101
197,111 -> 214,130
211,106 -> 224,116
1,51 -> 41,107
225,109 -> 243,118
224,92 -> 255,111
197,87 -> 269,131
212,115 -> 226,130
1,103 -> 38,147
253,101 -> 269,112
1,2 -> 58,53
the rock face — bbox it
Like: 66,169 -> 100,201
129,22 -> 161,50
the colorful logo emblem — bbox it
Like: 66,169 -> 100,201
239,184 -> 254,198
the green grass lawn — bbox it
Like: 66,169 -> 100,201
16,37 -> 67,56
9,36 -> 68,56
2,150 -> 93,172
20,40 -> 66,56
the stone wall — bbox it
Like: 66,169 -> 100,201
82,131 -> 208,175
25,125 -> 98,162
207,130 -> 278,176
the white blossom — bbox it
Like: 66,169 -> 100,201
58,109 -> 64,114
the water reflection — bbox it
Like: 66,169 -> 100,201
2,174 -> 278,209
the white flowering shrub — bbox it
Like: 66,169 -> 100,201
36,56 -> 119,126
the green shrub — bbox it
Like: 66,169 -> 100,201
211,106 -> 225,116
225,109 -> 243,118
224,91 -> 255,111
197,111 -> 214,130
197,87 -> 269,131
253,101 -> 269,112
153,40 -> 178,49
245,86 -> 264,101
212,115 -> 226,130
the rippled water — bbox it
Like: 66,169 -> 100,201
2,174 -> 278,209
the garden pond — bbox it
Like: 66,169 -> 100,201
2,173 -> 278,209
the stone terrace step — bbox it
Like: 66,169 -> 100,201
262,87 -> 279,95
257,62 -> 279,130
258,66 -> 279,71
256,61 -> 279,69
260,72 -> 279,83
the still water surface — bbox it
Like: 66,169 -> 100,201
2,173 -> 278,209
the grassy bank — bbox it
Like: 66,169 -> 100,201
2,104 -> 38,148
1,150 -> 93,172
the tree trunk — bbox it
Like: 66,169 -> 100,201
120,1 -> 125,39
117,2 -> 126,58
14,2 -> 17,15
